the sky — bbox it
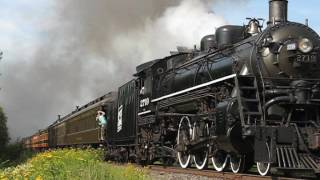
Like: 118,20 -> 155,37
0,0 -> 320,140
212,0 -> 320,32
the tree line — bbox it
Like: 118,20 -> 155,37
0,106 -> 9,152
0,53 -> 8,154
0,106 -> 9,165
0,106 -> 34,169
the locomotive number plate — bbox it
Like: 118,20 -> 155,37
295,54 -> 317,63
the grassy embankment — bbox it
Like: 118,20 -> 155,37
0,148 -> 149,180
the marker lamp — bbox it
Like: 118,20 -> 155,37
298,38 -> 313,53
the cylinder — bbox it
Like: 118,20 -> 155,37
268,0 -> 288,25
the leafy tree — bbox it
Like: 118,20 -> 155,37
0,106 -> 9,153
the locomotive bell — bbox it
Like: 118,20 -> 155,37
247,20 -> 261,35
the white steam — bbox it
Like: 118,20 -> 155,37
111,0 -> 227,62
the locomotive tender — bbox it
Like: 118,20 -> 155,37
24,0 -> 320,178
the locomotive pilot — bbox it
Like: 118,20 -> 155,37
96,110 -> 107,141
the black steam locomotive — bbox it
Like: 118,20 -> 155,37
27,0 -> 320,178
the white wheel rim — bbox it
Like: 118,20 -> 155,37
177,116 -> 192,168
193,153 -> 208,170
212,153 -> 228,172
230,155 -> 243,173
192,123 -> 209,170
257,143 -> 271,176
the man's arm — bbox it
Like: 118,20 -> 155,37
97,110 -> 105,116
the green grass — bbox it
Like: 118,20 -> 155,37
0,148 -> 149,180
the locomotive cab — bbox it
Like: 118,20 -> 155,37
135,53 -> 193,116
135,59 -> 160,116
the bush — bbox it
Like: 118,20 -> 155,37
0,141 -> 34,169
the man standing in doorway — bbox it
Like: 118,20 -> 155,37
96,110 -> 107,141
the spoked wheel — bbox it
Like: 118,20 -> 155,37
177,116 -> 192,168
230,154 -> 254,173
230,154 -> 243,173
257,143 -> 271,176
212,150 -> 228,172
192,122 -> 209,170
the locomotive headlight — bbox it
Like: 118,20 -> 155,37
298,38 -> 313,53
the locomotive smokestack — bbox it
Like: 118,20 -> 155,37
268,0 -> 288,25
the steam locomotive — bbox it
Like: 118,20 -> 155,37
24,0 -> 320,178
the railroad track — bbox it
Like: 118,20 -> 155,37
146,165 -> 305,180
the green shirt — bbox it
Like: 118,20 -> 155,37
98,115 -> 107,125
